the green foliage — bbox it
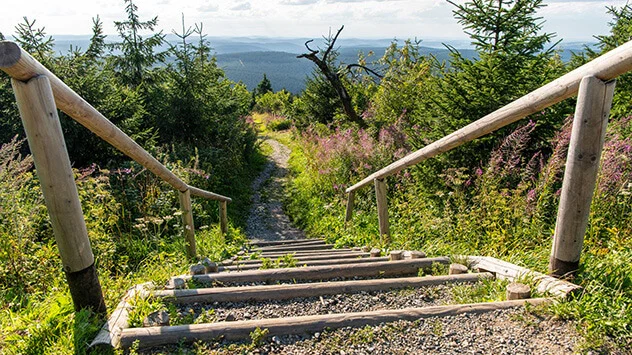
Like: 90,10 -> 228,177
109,0 -> 166,88
13,17 -> 54,64
253,73 -> 273,97
255,90 -> 292,116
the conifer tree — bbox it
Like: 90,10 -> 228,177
110,0 -> 165,87
85,16 -> 106,60
255,74 -> 273,96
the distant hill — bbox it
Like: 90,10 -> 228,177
46,35 -> 594,94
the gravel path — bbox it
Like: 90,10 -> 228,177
246,138 -> 305,241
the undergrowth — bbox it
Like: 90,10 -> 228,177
0,136 -> 264,354
281,117 -> 632,351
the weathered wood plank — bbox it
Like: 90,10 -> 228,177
219,256 -> 390,271
179,189 -> 196,258
248,238 -> 324,247
374,179 -> 390,240
228,252 -> 370,265
468,256 -> 581,298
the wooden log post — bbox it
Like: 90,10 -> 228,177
345,191 -> 355,222
178,189 -> 197,259
219,200 -> 228,235
374,178 -> 390,242
549,76 -> 615,277
11,76 -> 106,313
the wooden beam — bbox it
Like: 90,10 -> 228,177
344,39 -> 632,193
219,256 -> 391,271
228,252 -> 370,265
252,240 -> 327,251
345,191 -> 355,222
12,75 -> 105,313
178,257 -> 450,284
248,238 -> 325,247
374,179 -> 390,241
155,273 -> 492,304
468,256 -> 581,298
119,298 -> 549,348
219,200 -> 228,235
0,41 -> 230,203
90,284 -> 149,349
255,248 -> 356,258
179,189 -> 196,259
550,76 -> 615,277
254,244 -> 334,253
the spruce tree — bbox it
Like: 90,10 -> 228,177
255,74 -> 273,96
110,0 -> 165,87
85,16 -> 107,60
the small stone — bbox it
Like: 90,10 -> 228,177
314,332 -> 321,339
224,313 -> 236,322
166,277 -> 185,290
370,248 -> 381,257
201,258 -> 218,273
143,310 -> 170,327
244,312 -> 252,319
272,335 -> 281,344
189,264 -> 206,275
506,283 -> 531,300
449,263 -> 468,275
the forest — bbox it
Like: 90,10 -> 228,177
0,0 -> 631,353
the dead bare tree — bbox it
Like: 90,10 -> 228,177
297,26 -> 368,128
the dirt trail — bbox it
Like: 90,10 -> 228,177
245,138 -> 305,241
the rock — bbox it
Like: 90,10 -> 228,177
166,277 -> 185,290
370,248 -> 381,257
272,335 -> 281,344
201,258 -> 218,273
224,313 -> 236,322
410,251 -> 427,259
143,310 -> 170,327
506,283 -> 531,300
449,263 -> 468,275
189,264 -> 206,275
390,250 -> 403,261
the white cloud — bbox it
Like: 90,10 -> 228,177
231,2 -> 252,11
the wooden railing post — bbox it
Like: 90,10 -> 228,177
549,76 -> 615,277
374,179 -> 390,242
345,191 -> 355,223
11,75 -> 106,313
219,201 -> 228,235
179,189 -> 197,258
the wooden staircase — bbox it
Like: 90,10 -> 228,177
90,238 -> 579,350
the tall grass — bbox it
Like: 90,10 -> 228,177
284,117 -> 632,350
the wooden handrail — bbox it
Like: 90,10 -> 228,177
346,39 -> 632,193
0,40 -> 231,203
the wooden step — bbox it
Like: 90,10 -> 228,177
255,248 -> 356,258
219,256 -> 391,271
156,273 -> 492,304
252,239 -> 327,251
226,252 -> 371,265
253,243 -> 335,253
179,257 -> 450,284
119,298 -> 549,348
248,238 -> 324,247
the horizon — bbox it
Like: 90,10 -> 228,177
0,0 -> 628,43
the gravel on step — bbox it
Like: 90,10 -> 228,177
139,307 -> 581,354
178,285 -> 455,323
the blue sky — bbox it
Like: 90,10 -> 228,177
0,0 -> 627,41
